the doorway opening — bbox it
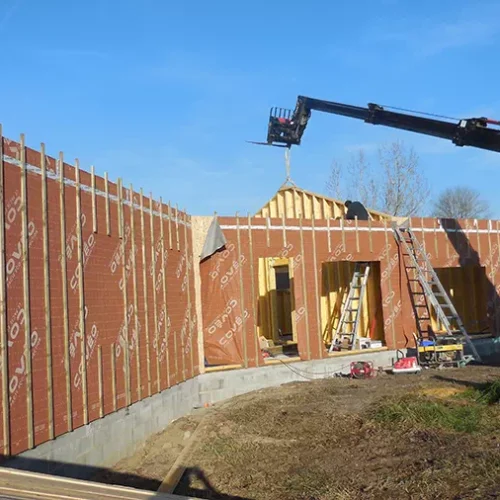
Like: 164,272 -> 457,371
257,257 -> 299,360
321,260 -> 384,350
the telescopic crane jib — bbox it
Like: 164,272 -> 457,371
257,95 -> 500,153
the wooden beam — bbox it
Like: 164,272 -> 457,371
327,216 -> 331,254
159,198 -> 170,387
236,214 -> 248,367
281,211 -> 286,248
433,219 -> 439,258
130,185 -> 141,400
182,209 -> 194,378
91,166 -> 97,233
355,216 -> 360,253
299,216 -> 310,359
247,214 -> 259,366
111,344 -> 117,412
0,126 -> 9,455
97,346 -> 103,418
59,153 -> 72,432
150,195 -> 160,392
168,202 -> 173,250
341,217 -> 346,250
367,216 -> 373,253
104,172 -> 110,236
41,144 -> 54,440
175,204 -> 180,252
118,179 -> 131,406
139,189 -> 151,397
311,213 -> 322,357
75,159 -> 88,425
383,219 -> 396,347
19,134 -> 34,448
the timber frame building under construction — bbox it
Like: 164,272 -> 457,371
0,133 -> 498,471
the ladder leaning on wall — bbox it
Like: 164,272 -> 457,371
393,224 -> 481,364
329,263 -> 370,352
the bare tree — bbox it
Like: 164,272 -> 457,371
325,140 -> 430,217
432,186 -> 491,219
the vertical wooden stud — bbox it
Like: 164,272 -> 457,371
476,220 -> 481,256
265,216 -> 270,247
19,134 -> 34,448
97,346 -> 103,418
327,216 -> 331,254
159,198 -> 170,387
0,126 -> 9,454
175,204 -> 180,251
368,217 -> 373,253
420,217 -> 426,255
445,219 -> 450,259
488,219 -> 493,264
236,214 -> 248,367
433,219 -> 439,258
117,178 -> 123,240
111,344 -> 117,412
75,160 -> 88,424
299,216 -> 311,360
150,194 -> 160,391
281,211 -> 287,248
129,185 -> 141,400
59,153 -> 72,431
168,202 -> 173,250
140,189 -> 152,396
311,214 -> 322,357
496,221 -> 500,335
247,214 -> 259,367
341,217 -> 346,250
355,216 -> 360,253
91,166 -> 97,233
496,220 -> 500,259
41,144 -> 54,440
118,179 -> 131,406
104,172 -> 110,236
383,219 -> 396,347
183,208 -> 195,377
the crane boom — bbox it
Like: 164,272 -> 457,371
264,95 -> 500,153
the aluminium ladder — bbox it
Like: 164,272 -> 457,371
329,263 -> 370,352
393,225 -> 481,363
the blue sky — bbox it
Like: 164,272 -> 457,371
2,0 -> 500,216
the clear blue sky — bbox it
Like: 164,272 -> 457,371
2,0 -> 500,216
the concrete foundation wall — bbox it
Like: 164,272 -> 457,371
197,350 -> 398,406
4,340 -> 498,481
5,350 -> 396,479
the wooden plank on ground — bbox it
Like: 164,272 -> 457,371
0,466 -> 196,499
157,416 -> 209,495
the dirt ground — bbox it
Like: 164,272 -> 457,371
94,365 -> 500,500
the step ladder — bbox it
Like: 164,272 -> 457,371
393,224 -> 481,363
329,263 -> 370,352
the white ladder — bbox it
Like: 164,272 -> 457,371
329,263 -> 370,352
393,225 -> 481,363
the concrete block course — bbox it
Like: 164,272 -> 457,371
4,342 -> 497,481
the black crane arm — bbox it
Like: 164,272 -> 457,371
265,95 -> 500,153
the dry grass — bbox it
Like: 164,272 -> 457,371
97,366 -> 500,500
176,367 -> 500,500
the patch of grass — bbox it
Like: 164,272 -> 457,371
456,380 -> 500,405
474,380 -> 500,405
371,396 -> 483,433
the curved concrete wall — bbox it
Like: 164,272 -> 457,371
4,350 -> 397,479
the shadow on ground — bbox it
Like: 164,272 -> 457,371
0,455 -> 161,491
176,467 -> 253,500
